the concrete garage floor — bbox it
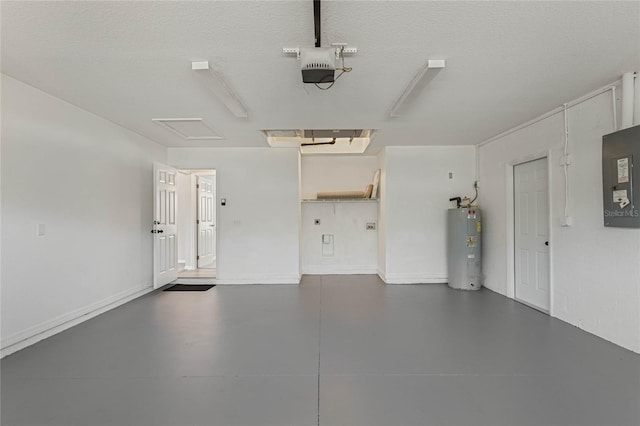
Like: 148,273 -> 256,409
2,275 -> 639,426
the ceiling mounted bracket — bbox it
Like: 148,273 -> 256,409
314,0 -> 321,47
282,45 -> 357,59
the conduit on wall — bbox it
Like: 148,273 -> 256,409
634,72 -> 640,125
611,86 -> 618,131
562,104 -> 570,224
621,72 -> 635,129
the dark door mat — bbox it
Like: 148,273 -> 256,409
164,284 -> 216,292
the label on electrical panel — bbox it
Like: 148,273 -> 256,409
613,189 -> 628,203
617,158 -> 629,183
477,220 -> 482,233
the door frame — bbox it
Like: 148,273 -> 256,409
196,174 -> 216,268
505,152 -> 554,315
177,169 -> 217,273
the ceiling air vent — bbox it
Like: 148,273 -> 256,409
152,118 -> 223,140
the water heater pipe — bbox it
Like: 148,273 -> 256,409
621,72 -> 635,129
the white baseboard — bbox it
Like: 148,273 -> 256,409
482,282 -> 507,296
212,274 -> 301,285
383,273 -> 447,284
302,265 -> 378,275
171,278 -> 216,285
1,283 -> 155,358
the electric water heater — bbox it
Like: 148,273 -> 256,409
447,208 -> 482,290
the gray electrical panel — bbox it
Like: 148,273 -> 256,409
447,208 -> 482,290
603,125 -> 640,227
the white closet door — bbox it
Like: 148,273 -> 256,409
514,158 -> 550,312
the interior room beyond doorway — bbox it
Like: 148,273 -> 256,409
177,169 -> 217,279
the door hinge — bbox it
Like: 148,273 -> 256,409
196,184 -> 200,189
197,255 -> 200,260
197,220 -> 200,224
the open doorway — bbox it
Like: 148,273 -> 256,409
176,169 -> 217,279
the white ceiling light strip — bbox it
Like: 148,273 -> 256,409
389,59 -> 445,118
192,61 -> 248,118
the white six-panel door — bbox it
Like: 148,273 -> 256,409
153,164 -> 179,288
514,158 -> 550,312
197,176 -> 215,268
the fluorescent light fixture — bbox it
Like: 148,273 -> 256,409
192,61 -> 248,118
389,59 -> 445,118
152,118 -> 223,140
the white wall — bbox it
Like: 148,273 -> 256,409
301,201 -> 378,274
300,155 -> 379,274
167,148 -> 300,284
1,74 -> 166,356
479,87 -> 640,353
382,146 -> 477,284
301,155 -> 379,200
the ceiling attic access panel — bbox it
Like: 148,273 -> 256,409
264,129 -> 375,154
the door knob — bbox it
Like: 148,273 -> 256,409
157,229 -> 164,233
545,241 -> 549,246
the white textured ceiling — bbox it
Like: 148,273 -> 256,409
2,1 -> 639,150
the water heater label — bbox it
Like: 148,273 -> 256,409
617,158 -> 629,183
466,235 -> 477,247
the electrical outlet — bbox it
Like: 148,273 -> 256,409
314,219 -> 321,225
366,222 -> 376,230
